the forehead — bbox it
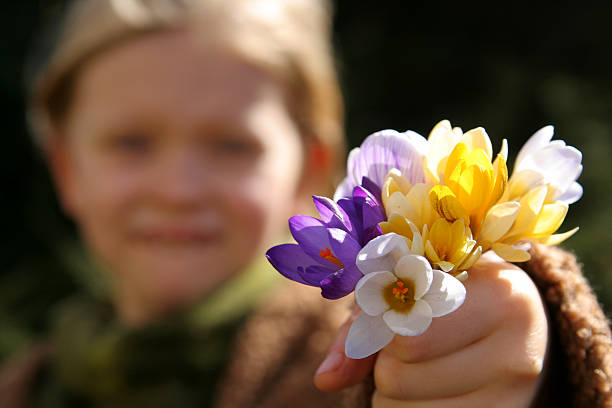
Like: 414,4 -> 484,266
67,29 -> 285,129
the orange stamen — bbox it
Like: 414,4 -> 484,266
319,248 -> 344,268
391,280 -> 411,302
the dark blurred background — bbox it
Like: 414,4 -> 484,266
2,1 -> 612,361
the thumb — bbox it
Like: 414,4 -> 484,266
314,307 -> 376,392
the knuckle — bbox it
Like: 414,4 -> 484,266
373,353 -> 410,400
494,269 -> 543,323
383,334 -> 431,363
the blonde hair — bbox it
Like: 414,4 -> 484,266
30,0 -> 345,185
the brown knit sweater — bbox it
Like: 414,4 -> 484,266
2,244 -> 611,408
525,244 -> 612,407
214,283 -> 368,408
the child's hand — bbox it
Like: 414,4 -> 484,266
314,256 -> 548,407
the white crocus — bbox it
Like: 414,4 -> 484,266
508,126 -> 583,204
345,233 -> 466,359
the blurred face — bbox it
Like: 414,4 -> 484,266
53,30 -> 305,322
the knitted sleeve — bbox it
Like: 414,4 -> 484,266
525,244 -> 612,407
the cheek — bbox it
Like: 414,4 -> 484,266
69,160 -> 143,258
72,158 -> 136,215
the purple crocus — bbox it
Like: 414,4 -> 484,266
266,180 -> 385,299
334,129 -> 429,201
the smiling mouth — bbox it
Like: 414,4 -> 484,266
136,227 -> 222,245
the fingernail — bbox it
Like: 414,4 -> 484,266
315,352 -> 344,375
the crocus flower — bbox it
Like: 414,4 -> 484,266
380,170 -> 481,277
335,178 -> 385,246
505,125 -> 583,204
481,184 -> 579,261
477,126 -> 582,261
345,233 -> 466,359
424,120 -> 508,185
334,129 -> 429,201
266,182 -> 385,299
428,140 -> 508,237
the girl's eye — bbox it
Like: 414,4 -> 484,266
110,133 -> 152,155
213,137 -> 260,157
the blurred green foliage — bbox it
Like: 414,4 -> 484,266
2,1 -> 612,361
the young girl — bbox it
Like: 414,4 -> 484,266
2,0 -> 611,407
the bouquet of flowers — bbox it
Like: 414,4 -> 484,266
266,120 -> 582,359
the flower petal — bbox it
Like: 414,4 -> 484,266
523,145 -> 582,193
288,215 -> 330,261
385,191 -> 416,220
491,243 -> 531,262
508,185 -> 547,237
353,185 -> 386,232
422,270 -> 466,317
479,201 -> 520,243
355,271 -> 396,316
320,264 -> 363,299
313,195 -> 352,232
383,300 -> 433,336
393,255 -> 433,299
429,185 -> 469,224
461,127 -> 493,160
426,120 -> 459,183
266,244 -> 331,286
327,228 -> 361,266
361,176 -> 383,204
512,125 -> 583,202
301,265 -> 336,286
556,181 -> 583,204
531,202 -> 568,236
382,168 -> 413,208
345,312 -> 395,359
533,226 -> 579,245
515,125 -> 554,169
349,129 -> 428,190
337,197 -> 362,237
333,176 -> 354,201
505,170 -> 545,200
356,233 -> 411,275
498,138 -> 508,162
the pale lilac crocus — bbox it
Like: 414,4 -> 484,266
510,126 -> 583,204
334,129 -> 429,201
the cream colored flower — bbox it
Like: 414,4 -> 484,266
380,170 -> 480,276
345,233 -> 466,359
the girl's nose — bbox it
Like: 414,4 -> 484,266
151,150 -> 210,209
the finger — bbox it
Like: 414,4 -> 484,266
314,307 -> 377,392
375,328 -> 503,400
371,379 -> 538,408
383,259 -> 529,364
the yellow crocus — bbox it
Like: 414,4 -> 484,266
483,185 -> 578,261
424,218 -> 481,276
380,171 -> 480,277
424,120 -> 508,185
429,141 -> 508,236
382,169 -> 438,231
380,213 -> 479,278
379,213 -> 426,256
